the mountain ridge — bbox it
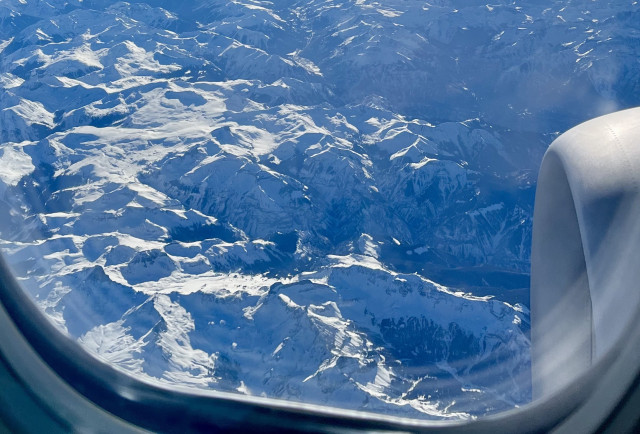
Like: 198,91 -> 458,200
1,0 -> 638,419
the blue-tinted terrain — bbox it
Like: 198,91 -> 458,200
0,0 -> 638,419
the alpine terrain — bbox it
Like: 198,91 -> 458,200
0,0 -> 638,419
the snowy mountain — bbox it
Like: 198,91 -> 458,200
0,0 -> 638,419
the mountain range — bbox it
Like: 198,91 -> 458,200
0,0 -> 638,419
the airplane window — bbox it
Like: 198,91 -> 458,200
0,0 -> 638,425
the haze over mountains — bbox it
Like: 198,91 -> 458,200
0,0 -> 638,419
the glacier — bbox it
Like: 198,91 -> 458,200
0,0 -> 638,419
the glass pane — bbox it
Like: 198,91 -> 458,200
0,0 -> 636,420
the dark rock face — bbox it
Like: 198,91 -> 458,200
380,317 -> 480,365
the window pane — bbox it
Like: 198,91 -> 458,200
0,0 -> 637,420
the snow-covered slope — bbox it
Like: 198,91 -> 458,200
0,0 -> 638,419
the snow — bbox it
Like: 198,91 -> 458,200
0,0 -> 636,420
3,98 -> 55,128
0,142 -> 35,186
0,72 -> 23,88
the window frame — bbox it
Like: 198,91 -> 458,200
1,250 -> 638,433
